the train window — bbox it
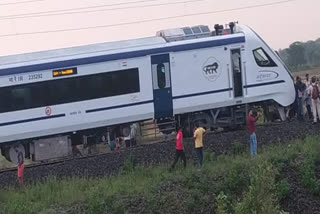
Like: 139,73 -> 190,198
253,48 -> 277,67
191,27 -> 201,34
11,87 -> 32,109
157,64 -> 166,89
183,27 -> 193,35
0,68 -> 140,113
200,26 -> 210,33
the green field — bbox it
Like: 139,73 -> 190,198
1,135 -> 320,214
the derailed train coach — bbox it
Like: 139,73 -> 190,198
0,22 -> 295,162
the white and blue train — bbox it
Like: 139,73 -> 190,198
0,23 -> 295,162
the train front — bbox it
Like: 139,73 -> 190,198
236,24 -> 295,108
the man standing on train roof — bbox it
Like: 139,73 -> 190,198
16,148 -> 24,188
247,109 -> 260,156
193,124 -> 206,167
170,126 -> 186,170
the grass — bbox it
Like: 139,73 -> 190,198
1,135 -> 320,214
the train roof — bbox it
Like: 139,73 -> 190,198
0,36 -> 166,68
0,24 -> 249,76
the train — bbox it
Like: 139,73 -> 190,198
0,22 -> 295,163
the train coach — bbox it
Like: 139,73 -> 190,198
0,22 -> 295,163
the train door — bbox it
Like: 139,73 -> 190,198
151,54 -> 173,119
231,49 -> 243,97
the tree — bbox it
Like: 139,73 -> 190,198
304,41 -> 320,67
286,42 -> 306,70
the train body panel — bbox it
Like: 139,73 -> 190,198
0,56 -> 155,142
170,39 -> 236,115
0,24 -> 295,146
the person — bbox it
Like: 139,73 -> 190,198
107,127 -> 117,151
247,109 -> 260,156
292,82 -> 299,119
295,76 -> 305,121
130,123 -> 137,146
16,149 -> 24,188
115,137 -> 121,151
193,124 -> 206,167
304,73 -> 310,87
170,126 -> 186,170
124,123 -> 138,148
305,79 -> 313,121
72,145 -> 82,157
310,76 -> 320,124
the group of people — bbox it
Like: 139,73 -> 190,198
170,74 -> 320,170
291,73 -> 320,123
170,124 -> 206,170
171,108 -> 261,170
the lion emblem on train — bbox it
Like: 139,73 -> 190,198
202,57 -> 221,81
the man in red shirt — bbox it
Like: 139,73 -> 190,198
247,109 -> 260,156
170,126 -> 186,170
16,149 -> 24,188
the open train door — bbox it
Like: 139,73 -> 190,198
231,48 -> 243,97
151,54 -> 173,119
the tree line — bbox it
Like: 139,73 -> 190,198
279,38 -> 320,72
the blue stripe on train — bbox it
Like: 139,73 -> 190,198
0,114 -> 65,127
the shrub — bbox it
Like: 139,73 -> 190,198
231,141 -> 246,155
122,155 -> 136,173
216,192 -> 232,214
276,179 -> 290,201
204,151 -> 216,162
234,162 -> 279,214
300,159 -> 320,195
222,160 -> 250,195
87,187 -> 105,214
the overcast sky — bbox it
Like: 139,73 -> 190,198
0,0 -> 319,56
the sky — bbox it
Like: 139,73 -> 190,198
0,0 -> 319,56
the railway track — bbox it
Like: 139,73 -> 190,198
0,121 -> 282,174
0,120 -> 318,187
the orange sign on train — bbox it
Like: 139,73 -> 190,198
52,67 -> 77,77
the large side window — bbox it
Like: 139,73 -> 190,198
0,68 -> 140,113
253,48 -> 277,67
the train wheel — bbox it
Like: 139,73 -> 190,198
4,144 -> 25,164
121,126 -> 131,138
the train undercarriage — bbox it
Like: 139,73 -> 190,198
0,100 -> 285,164
159,100 -> 286,137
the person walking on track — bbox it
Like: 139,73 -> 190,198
193,124 -> 206,167
247,109 -> 260,156
170,126 -> 186,170
16,149 -> 24,188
